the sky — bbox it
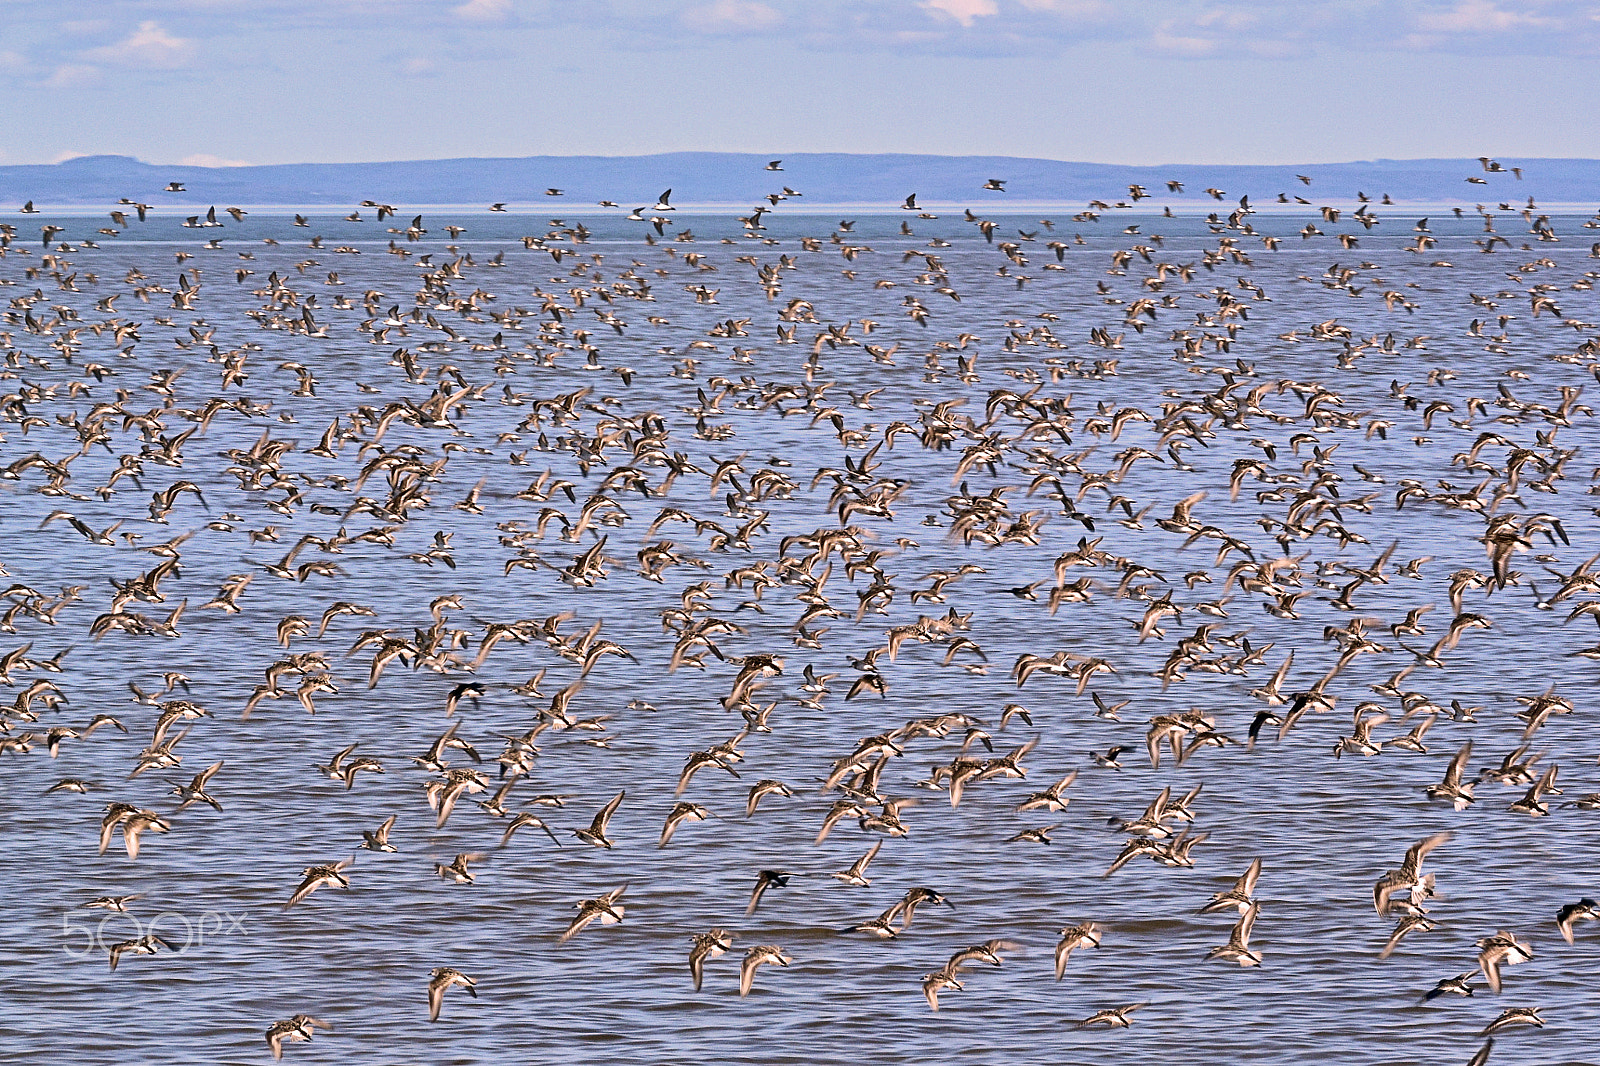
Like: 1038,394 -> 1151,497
2,0 -> 1598,168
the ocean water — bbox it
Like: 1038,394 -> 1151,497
1,199 -> 1599,1065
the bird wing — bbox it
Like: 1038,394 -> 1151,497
1234,903 -> 1258,947
436,779 -> 468,828
1103,841 -> 1146,877
1403,830 -> 1452,876
1238,856 -> 1263,896
98,812 -> 123,855
659,809 -> 684,848
194,760 -> 224,789
745,876 -> 770,916
1443,741 -> 1472,787
592,790 -> 625,835
559,907 -> 598,944
1053,936 -> 1074,980
689,945 -> 709,991
428,978 -> 446,1021
1479,948 -> 1504,994
284,873 -> 322,908
738,952 -> 763,996
123,820 -> 145,859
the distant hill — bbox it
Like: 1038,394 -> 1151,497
2,153 -> 1595,209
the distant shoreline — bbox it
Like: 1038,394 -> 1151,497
5,153 -> 1594,211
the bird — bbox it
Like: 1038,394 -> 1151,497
1557,898 -> 1600,944
885,886 -> 953,930
1421,972 -> 1476,1002
689,928 -> 735,990
1380,913 -> 1438,960
1006,824 -> 1055,844
659,802 -> 711,847
359,814 -> 398,852
1200,857 -> 1262,914
1074,1002 -> 1148,1029
1373,831 -> 1450,916
738,944 -> 792,996
427,968 -> 476,1022
1476,931 -> 1534,993
285,858 -> 353,908
839,902 -> 903,939
1016,771 -> 1077,813
500,811 -> 562,847
108,933 -> 178,970
167,759 -> 223,811
559,885 -> 628,942
265,1015 -> 331,1060
432,851 -> 488,884
1055,921 -> 1102,979
1478,1006 -> 1542,1035
1205,902 -> 1263,966
832,840 -> 882,886
746,869 -> 791,915
86,894 -> 140,912
947,939 -> 1019,971
1090,745 -> 1130,769
571,790 -> 624,848
746,778 -> 796,817
921,962 -> 964,1011
1423,741 -> 1476,810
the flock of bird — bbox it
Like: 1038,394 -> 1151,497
4,154 -> 1600,1063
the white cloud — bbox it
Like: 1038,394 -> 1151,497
1193,8 -> 1257,31
1150,17 -> 1220,56
453,0 -> 512,21
921,0 -> 998,28
1414,0 -> 1551,32
1243,37 -> 1309,58
179,153 -> 253,167
683,0 -> 782,31
84,21 -> 196,69
1151,30 -> 1218,56
1016,0 -> 1109,15
46,64 -> 101,88
0,50 -> 29,75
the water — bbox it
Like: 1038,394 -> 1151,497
2,199 -> 1599,1065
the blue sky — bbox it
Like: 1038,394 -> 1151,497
3,0 -> 1598,167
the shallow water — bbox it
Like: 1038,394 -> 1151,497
2,198 -> 1599,1065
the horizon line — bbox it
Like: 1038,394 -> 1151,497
11,151 -> 1594,171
